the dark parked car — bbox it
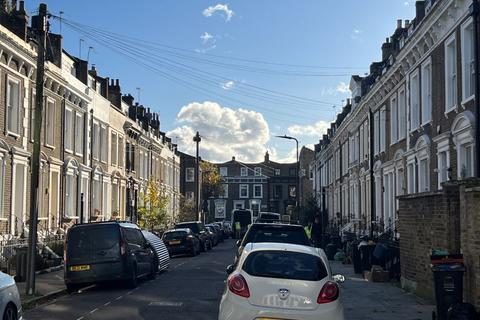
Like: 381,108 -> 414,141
142,230 -> 170,272
175,221 -> 210,252
65,221 -> 156,292
256,212 -> 281,223
162,228 -> 201,256
208,223 -> 224,242
234,223 -> 312,261
205,226 -> 218,247
222,221 -> 233,238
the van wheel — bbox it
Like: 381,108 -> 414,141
126,266 -> 138,288
66,284 -> 79,294
3,303 -> 17,320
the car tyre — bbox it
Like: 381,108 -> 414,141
66,284 -> 80,294
2,303 -> 17,320
126,266 -> 138,288
207,240 -> 212,250
148,261 -> 157,280
190,245 -> 196,257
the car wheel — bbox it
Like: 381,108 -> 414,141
3,303 -> 17,320
207,241 -> 212,250
190,246 -> 196,257
126,266 -> 138,288
148,261 -> 157,280
66,284 -> 79,294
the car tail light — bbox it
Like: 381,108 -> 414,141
228,274 -> 250,298
187,235 -> 194,240
120,237 -> 126,256
317,281 -> 339,304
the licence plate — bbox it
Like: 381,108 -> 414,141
169,240 -> 181,245
70,265 -> 90,271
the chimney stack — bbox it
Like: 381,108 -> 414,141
264,151 -> 270,163
232,156 -> 236,161
381,37 -> 394,61
415,1 -> 425,22
397,19 -> 402,29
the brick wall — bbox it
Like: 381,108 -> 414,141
398,183 -> 460,300
399,180 -> 480,307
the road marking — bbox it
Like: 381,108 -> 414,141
103,301 -> 111,306
75,317 -> 84,320
172,261 -> 187,270
127,290 -> 133,295
115,295 -> 123,301
89,308 -> 98,314
148,301 -> 183,307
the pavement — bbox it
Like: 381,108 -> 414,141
21,240 -> 436,320
331,261 -> 436,320
17,268 -> 67,310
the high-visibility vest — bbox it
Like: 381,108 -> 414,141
304,225 -> 312,239
235,222 -> 241,230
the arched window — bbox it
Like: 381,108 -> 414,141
452,111 -> 475,179
415,135 -> 431,192
64,158 -> 79,218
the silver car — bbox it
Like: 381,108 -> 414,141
0,271 -> 22,320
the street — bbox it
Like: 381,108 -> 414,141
25,240 -> 234,320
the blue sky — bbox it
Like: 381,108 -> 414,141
24,0 -> 417,162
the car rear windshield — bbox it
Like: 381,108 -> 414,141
243,226 -> 310,246
163,231 -> 187,240
176,223 -> 200,234
242,250 -> 328,281
259,214 -> 280,221
67,225 -> 120,264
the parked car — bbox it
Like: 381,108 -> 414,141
256,212 -> 281,223
65,221 -> 157,292
207,223 -> 223,243
142,230 -> 170,272
219,243 -> 345,320
222,221 -> 233,238
0,271 -> 22,320
204,226 -> 217,248
235,223 -> 311,261
175,221 -> 210,252
162,228 -> 201,256
213,222 -> 227,240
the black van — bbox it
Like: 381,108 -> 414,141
64,221 -> 156,292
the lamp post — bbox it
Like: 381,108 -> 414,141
275,135 -> 299,221
193,132 -> 202,221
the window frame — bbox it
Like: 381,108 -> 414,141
239,184 -> 249,198
445,33 -> 457,112
64,106 -> 74,153
398,86 -> 406,140
6,75 -> 21,137
44,97 -> 56,148
421,58 -> 432,125
240,167 -> 248,177
461,17 -> 475,103
409,69 -> 420,131
253,184 -> 263,198
390,93 -> 398,144
74,112 -> 84,156
185,167 -> 195,182
219,167 -> 228,177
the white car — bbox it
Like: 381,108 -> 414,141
0,271 -> 22,320
219,242 -> 345,320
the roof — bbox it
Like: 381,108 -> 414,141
243,242 -> 321,257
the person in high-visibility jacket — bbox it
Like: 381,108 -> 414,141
234,221 -> 241,238
304,222 -> 312,239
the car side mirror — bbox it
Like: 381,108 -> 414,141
333,274 -> 345,283
236,240 -> 241,247
226,264 -> 235,275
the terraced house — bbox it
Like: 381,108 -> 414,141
312,0 -> 478,235
0,0 -> 180,241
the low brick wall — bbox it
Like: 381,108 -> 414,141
398,185 -> 460,300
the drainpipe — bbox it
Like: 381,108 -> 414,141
471,0 -> 480,177
369,107 -> 375,239
60,97 -> 65,230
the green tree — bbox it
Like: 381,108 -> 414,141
201,161 -> 224,199
137,179 -> 170,231
178,195 -> 196,222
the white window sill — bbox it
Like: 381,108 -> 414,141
421,120 -> 433,127
65,216 -> 79,219
444,106 -> 457,117
65,148 -> 73,154
45,144 -> 55,150
461,95 -> 475,106
75,152 -> 84,157
0,218 -> 8,221
7,131 -> 20,139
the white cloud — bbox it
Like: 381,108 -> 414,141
200,32 -> 214,44
167,101 -> 270,163
221,80 -> 235,90
271,147 -> 297,163
202,4 -> 234,22
336,81 -> 351,94
195,45 -> 217,53
287,120 -> 330,137
351,29 -> 363,41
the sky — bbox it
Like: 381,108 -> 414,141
24,0 -> 418,163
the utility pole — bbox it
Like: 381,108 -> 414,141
26,3 -> 48,296
193,132 -> 201,221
